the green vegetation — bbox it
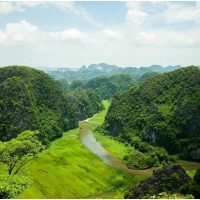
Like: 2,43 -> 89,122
138,72 -> 159,85
65,89 -> 103,121
125,165 -> 192,199
0,130 -> 43,175
0,65 -> 199,199
18,129 -> 127,198
94,132 -> 131,160
104,66 -> 200,160
93,102 -> 176,170
0,66 -> 74,142
69,74 -> 135,100
123,139 -> 177,169
89,100 -> 110,124
125,165 -> 200,199
188,168 -> 200,199
0,175 -> 30,198
56,78 -> 70,93
0,66 -> 103,144
149,192 -> 194,199
0,130 -> 43,198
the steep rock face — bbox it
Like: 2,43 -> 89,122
0,66 -> 74,141
104,66 -> 200,160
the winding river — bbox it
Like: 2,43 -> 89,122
79,121 -> 153,176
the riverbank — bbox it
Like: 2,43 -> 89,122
88,101 -> 200,177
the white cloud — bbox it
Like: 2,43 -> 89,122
49,28 -> 95,43
0,1 -> 45,13
102,29 -> 124,40
126,1 -> 143,10
163,2 -> 200,23
0,20 -> 97,46
49,1 -> 73,11
0,2 -> 16,13
125,2 -> 148,27
0,20 -> 39,45
138,29 -> 200,47
122,1 -> 200,48
126,9 -> 148,27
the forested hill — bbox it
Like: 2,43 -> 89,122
0,66 -> 102,142
104,66 -> 200,160
62,74 -> 135,100
65,89 -> 103,121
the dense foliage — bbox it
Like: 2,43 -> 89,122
0,175 -> 30,199
104,66 -> 200,160
0,130 -> 43,175
125,165 -> 191,199
180,168 -> 200,198
65,89 -> 103,121
125,166 -> 200,199
124,146 -> 176,169
56,78 -> 70,93
138,72 -> 159,85
0,130 -> 44,199
0,66 -> 76,142
69,74 -> 135,100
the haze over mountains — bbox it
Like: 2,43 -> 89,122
46,63 -> 183,81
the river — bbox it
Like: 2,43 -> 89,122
79,121 -> 154,176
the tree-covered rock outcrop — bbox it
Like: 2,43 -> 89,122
125,165 -> 191,199
104,66 -> 200,160
65,89 -> 103,121
0,66 -> 76,142
69,74 -> 135,100
125,165 -> 200,199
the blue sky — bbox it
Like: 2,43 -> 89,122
0,1 -> 200,68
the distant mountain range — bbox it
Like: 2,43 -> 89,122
45,63 -> 182,81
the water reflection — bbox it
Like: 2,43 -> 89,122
80,129 -> 114,164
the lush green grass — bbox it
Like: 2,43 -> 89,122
178,161 -> 200,178
94,132 -> 131,160
18,128 -> 127,198
89,100 -> 110,124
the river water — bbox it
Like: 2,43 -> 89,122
79,121 -> 153,176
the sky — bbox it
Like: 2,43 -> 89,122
0,1 -> 200,68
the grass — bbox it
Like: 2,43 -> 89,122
89,100 -> 110,124
94,132 -> 131,160
18,128 -> 128,198
178,161 -> 200,178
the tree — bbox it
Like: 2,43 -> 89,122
0,131 -> 43,175
0,175 -> 30,198
194,168 -> 200,184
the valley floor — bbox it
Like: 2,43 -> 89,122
18,100 -> 200,198
17,101 -> 135,198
